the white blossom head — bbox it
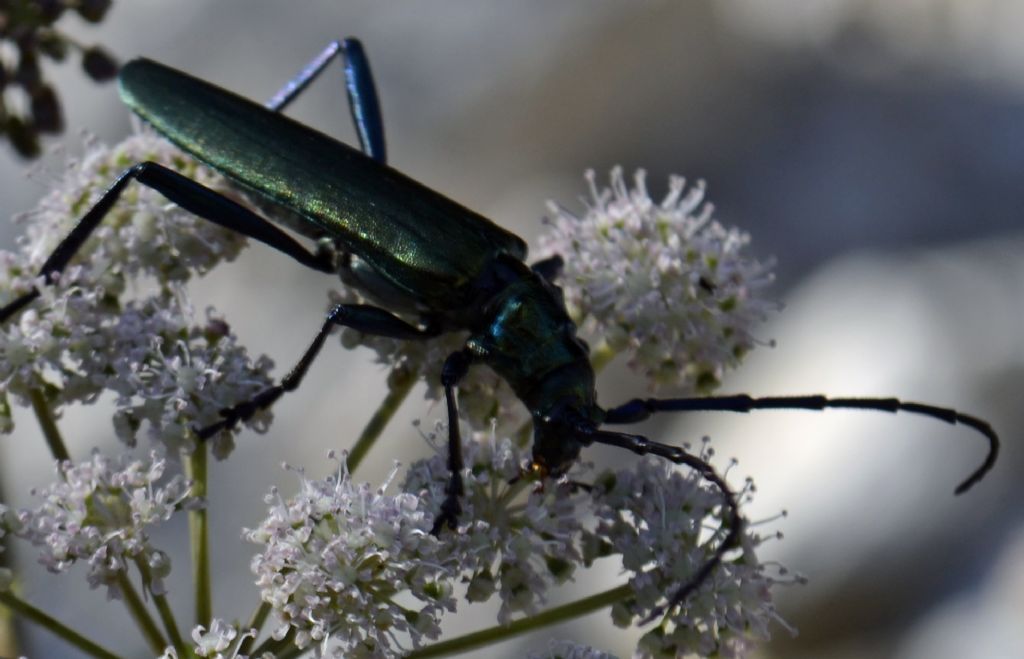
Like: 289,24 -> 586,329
191,619 -> 239,658
246,452 -> 457,655
0,504 -> 11,592
0,132 -> 275,454
539,167 -> 777,393
585,448 -> 792,658
401,429 -> 793,653
403,426 -> 586,624
11,450 -> 198,598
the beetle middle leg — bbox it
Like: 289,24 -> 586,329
197,304 -> 443,439
430,348 -> 476,535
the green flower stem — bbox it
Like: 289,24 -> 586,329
134,557 -> 187,657
0,585 -> 16,658
29,389 -> 70,462
185,446 -> 211,628
346,368 -> 415,474
0,590 -> 122,659
407,584 -> 632,658
255,584 -> 631,658
236,601 -> 271,656
0,475 -> 20,658
115,572 -> 167,656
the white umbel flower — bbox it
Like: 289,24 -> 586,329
0,132 -> 275,453
587,453 -> 789,658
246,454 -> 456,656
403,428 -> 585,624
10,451 -> 198,598
191,619 -> 239,658
540,167 -> 776,393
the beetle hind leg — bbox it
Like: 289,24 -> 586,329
265,38 -> 386,163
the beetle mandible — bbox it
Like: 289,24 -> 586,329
0,38 -> 999,621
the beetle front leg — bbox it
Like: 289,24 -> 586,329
431,348 -> 475,535
197,304 -> 442,439
0,161 -> 335,324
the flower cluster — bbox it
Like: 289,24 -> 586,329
246,453 -> 456,655
403,428 -> 584,624
0,132 -> 274,455
0,0 -> 118,157
0,503 -> 11,591
540,168 -> 776,393
4,451 -> 198,598
587,449 -> 782,657
0,124 -> 789,658
158,619 -> 260,659
248,434 -> 790,657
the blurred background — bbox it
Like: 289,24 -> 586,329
0,1 -> 1021,657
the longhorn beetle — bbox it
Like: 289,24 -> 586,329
0,38 -> 998,621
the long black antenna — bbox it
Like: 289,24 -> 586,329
603,394 -> 998,494
590,429 -> 741,625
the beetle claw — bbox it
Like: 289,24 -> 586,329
430,495 -> 461,536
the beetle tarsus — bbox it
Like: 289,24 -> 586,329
430,491 -> 462,536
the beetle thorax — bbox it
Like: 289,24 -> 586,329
467,267 -> 602,475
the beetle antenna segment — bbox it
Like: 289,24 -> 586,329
603,394 -> 998,494
590,429 -> 742,625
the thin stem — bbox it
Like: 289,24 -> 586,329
29,389 -> 70,462
406,584 -> 632,658
0,591 -> 122,659
184,447 -> 211,629
0,582 -> 15,658
346,368 -> 415,474
0,476 -> 20,658
236,601 -> 271,656
116,571 -> 167,655
134,557 -> 187,657
254,585 -> 632,657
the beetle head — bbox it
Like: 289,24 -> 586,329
529,401 -> 600,478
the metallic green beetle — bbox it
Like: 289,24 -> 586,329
0,39 -> 998,621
